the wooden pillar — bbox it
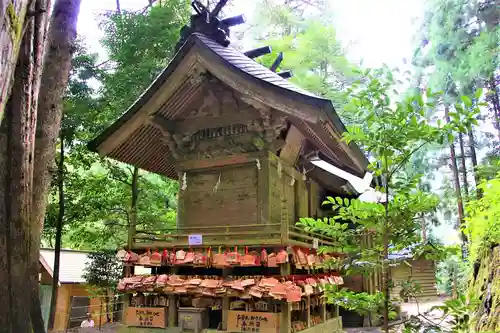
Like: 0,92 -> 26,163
319,301 -> 326,323
168,295 -> 178,327
222,297 -> 230,330
257,152 -> 271,225
122,265 -> 133,323
280,263 -> 291,333
280,188 -> 290,244
222,267 -> 232,330
330,304 -> 336,320
306,296 -> 311,328
169,266 -> 179,327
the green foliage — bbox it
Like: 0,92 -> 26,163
296,66 -> 478,330
464,172 -> 500,262
251,0 -> 364,125
57,163 -> 177,250
325,193 -> 440,252
436,254 -> 469,296
343,68 -> 479,176
431,295 -> 480,333
476,155 -> 500,181
83,250 -> 122,322
42,2 -> 188,250
397,279 -> 423,301
412,242 -> 458,262
398,292 -> 486,332
251,0 -> 332,39
98,1 -> 190,115
83,250 -> 122,290
297,217 -> 357,254
412,0 -> 499,162
323,286 -> 389,318
413,0 -> 498,97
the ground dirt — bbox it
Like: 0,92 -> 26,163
343,299 -> 449,333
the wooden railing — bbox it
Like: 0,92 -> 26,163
132,223 -> 336,249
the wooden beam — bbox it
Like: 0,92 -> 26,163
267,151 -> 303,180
152,112 -> 260,135
131,238 -> 284,250
306,167 -> 350,195
177,153 -> 253,171
135,230 -> 282,239
322,120 -> 366,174
279,125 -> 305,166
138,222 -> 281,232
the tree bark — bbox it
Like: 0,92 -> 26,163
468,130 -> 482,199
105,289 -> 111,323
47,134 -> 64,331
420,213 -> 427,243
0,1 -> 39,330
382,171 -> 389,333
458,132 -> 469,199
32,0 -> 80,330
0,0 -> 32,123
445,105 -> 467,258
488,76 -> 500,141
32,0 -> 80,262
30,2 -> 51,332
128,166 -> 139,249
0,0 -> 78,331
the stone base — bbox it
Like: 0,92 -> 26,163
117,328 -> 169,333
297,317 -> 343,333
117,317 -> 342,333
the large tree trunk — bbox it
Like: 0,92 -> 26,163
30,2 -> 52,332
0,0 -> 32,123
32,0 -> 80,330
458,132 -> 469,199
128,166 -> 139,249
382,177 -> 390,333
32,0 -> 80,261
468,130 -> 482,199
488,76 -> 500,141
420,213 -> 427,243
47,134 -> 65,331
445,106 -> 467,258
0,0 -> 41,330
0,0 -> 78,331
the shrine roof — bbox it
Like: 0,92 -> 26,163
193,33 -> 318,99
88,32 -> 368,180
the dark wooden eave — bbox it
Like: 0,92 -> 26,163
88,33 -> 369,180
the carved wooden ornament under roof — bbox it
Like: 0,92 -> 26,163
148,78 -> 287,161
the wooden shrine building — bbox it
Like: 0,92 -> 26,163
89,1 -> 372,332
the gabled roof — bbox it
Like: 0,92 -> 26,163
88,33 -> 368,179
40,249 -> 91,284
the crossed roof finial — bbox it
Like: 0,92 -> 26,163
175,0 -> 245,50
